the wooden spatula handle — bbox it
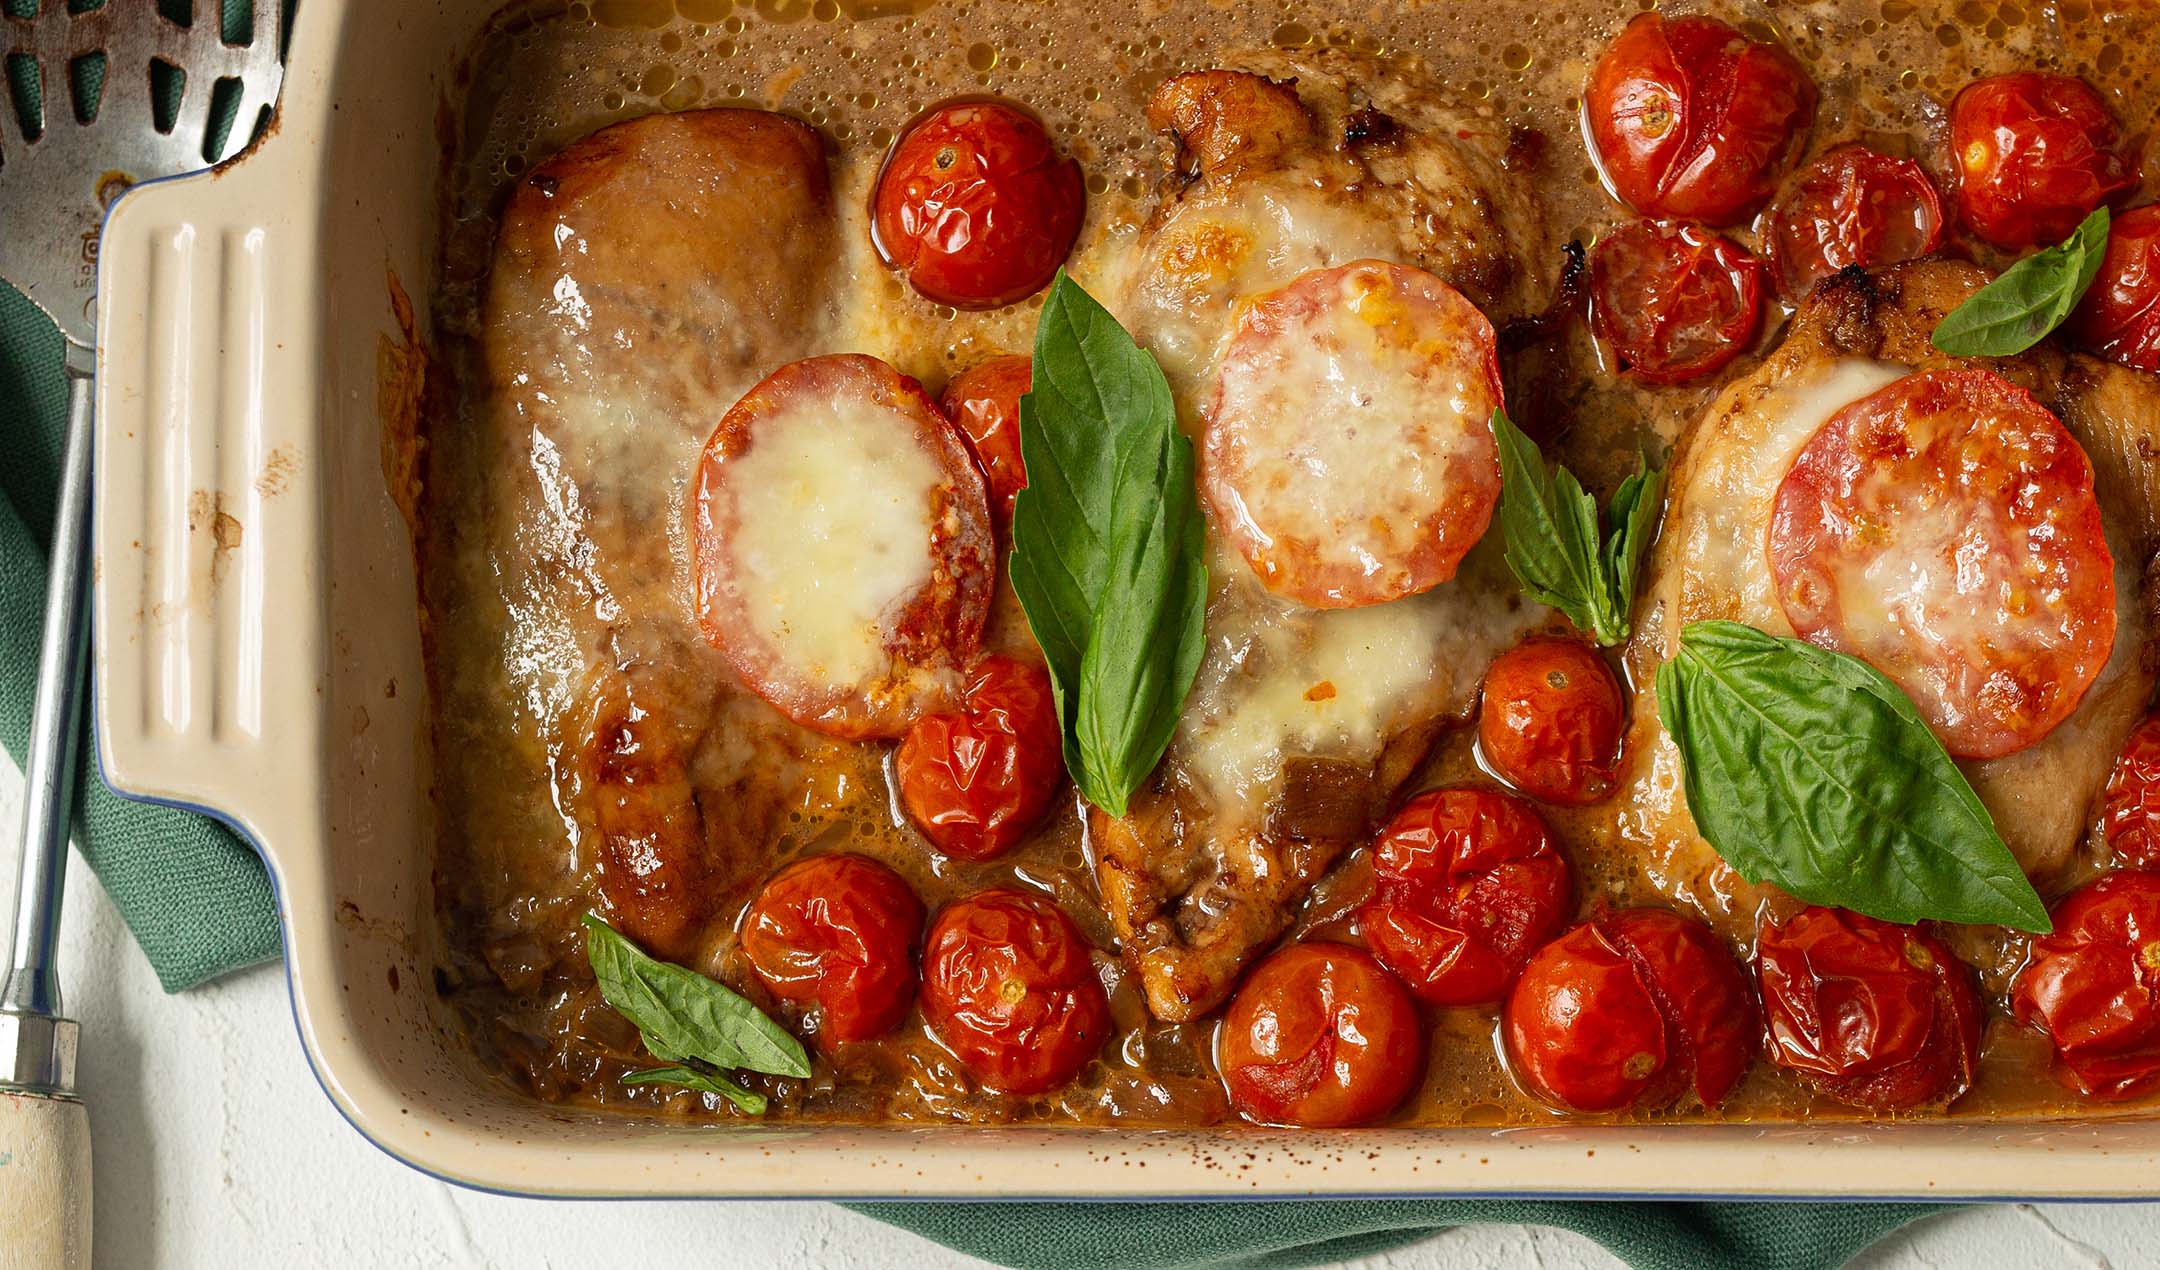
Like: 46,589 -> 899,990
0,1090 -> 90,1270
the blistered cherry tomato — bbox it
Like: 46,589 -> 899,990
872,99 -> 1084,309
740,854 -> 926,1045
1504,908 -> 1756,1113
1478,639 -> 1624,807
921,888 -> 1109,1094
1755,906 -> 1981,1111
939,355 -> 1032,526
1767,369 -> 2115,760
1360,789 -> 1573,1007
2013,871 -> 2160,1101
1217,942 -> 1424,1127
2105,713 -> 2160,868
1950,72 -> 2136,251
896,656 -> 1063,861
2071,204 -> 2160,373
1589,219 -> 1764,384
1583,13 -> 1816,225
1765,144 -> 1946,301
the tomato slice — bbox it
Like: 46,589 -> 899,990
1950,72 -> 2136,252
1583,13 -> 1817,226
1201,260 -> 1504,609
2012,870 -> 2160,1101
1589,219 -> 1764,384
691,354 -> 995,739
1768,369 -> 2115,759
1765,144 -> 1947,301
2072,203 -> 2160,373
1217,942 -> 1425,1127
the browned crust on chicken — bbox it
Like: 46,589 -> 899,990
1147,69 -> 1314,178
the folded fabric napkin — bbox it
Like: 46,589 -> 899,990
0,277 -> 1945,1266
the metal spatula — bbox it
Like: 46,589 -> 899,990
0,4 -> 282,1266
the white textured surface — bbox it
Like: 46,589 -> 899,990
3,760 -> 2159,1268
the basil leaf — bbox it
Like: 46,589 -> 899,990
581,914 -> 812,1084
1932,207 -> 2111,356
1010,271 -> 1208,817
1491,408 -> 1663,647
621,1063 -> 766,1115
1654,621 -> 2050,933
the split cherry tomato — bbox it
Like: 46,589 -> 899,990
1755,906 -> 1982,1111
1583,13 -> 1816,226
872,99 -> 1084,309
1504,908 -> 1757,1114
921,888 -> 1109,1095
1589,219 -> 1764,384
895,655 -> 1064,861
939,355 -> 1032,526
2013,870 -> 2160,1101
740,854 -> 926,1045
2071,204 -> 2160,373
1768,369 -> 2115,760
1478,639 -> 1624,807
1950,72 -> 2136,252
2105,713 -> 2160,868
1360,789 -> 1573,1007
1765,144 -> 1946,301
1217,942 -> 1425,1127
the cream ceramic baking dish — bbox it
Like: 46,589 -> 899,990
80,0 -> 2160,1200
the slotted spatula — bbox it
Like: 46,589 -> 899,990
0,4 -> 282,1266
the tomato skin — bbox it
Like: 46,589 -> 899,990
1755,907 -> 1981,1111
1589,219 -> 1764,384
1765,144 -> 1946,301
1583,13 -> 1816,226
740,854 -> 926,1045
1360,789 -> 1573,1007
1478,639 -> 1625,807
1217,942 -> 1425,1127
2105,713 -> 2160,869
920,888 -> 1110,1095
939,355 -> 1032,527
1504,908 -> 1757,1113
872,99 -> 1084,310
2012,870 -> 2160,1101
1950,72 -> 2135,252
2071,204 -> 2160,373
895,656 -> 1064,861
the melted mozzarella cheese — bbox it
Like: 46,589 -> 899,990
727,398 -> 940,688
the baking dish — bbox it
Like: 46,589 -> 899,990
80,0 -> 2160,1199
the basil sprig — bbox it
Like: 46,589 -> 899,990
1491,407 -> 1664,647
1654,622 -> 2050,933
582,913 -> 812,1114
1010,272 -> 1208,818
1932,207 -> 2110,357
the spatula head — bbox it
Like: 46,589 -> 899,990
0,1 -> 285,347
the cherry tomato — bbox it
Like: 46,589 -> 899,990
2105,713 -> 2160,869
1504,908 -> 1757,1113
1755,906 -> 1982,1111
1583,13 -> 1816,226
1360,789 -> 1573,1007
2071,203 -> 2160,373
2012,870 -> 2160,1100
1589,219 -> 1764,384
1950,72 -> 2136,252
1478,639 -> 1625,806
1217,942 -> 1425,1127
740,854 -> 925,1045
920,888 -> 1109,1094
939,355 -> 1032,526
871,99 -> 1084,309
895,656 -> 1064,861
1765,144 -> 1946,301
1768,369 -> 2115,760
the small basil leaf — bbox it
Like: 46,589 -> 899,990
1010,271 -> 1208,817
1655,621 -> 2050,933
1602,451 -> 1665,622
622,1063 -> 767,1115
1932,207 -> 2111,356
581,913 -> 812,1081
1491,408 -> 1662,647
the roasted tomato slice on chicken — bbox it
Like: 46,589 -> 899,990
2013,870 -> 2160,1101
1200,259 -> 1504,609
896,655 -> 1064,861
691,353 -> 996,739
1950,72 -> 2136,252
741,854 -> 925,1045
1217,942 -> 1425,1127
2072,203 -> 2160,374
1765,144 -> 1946,301
1767,368 -> 2115,759
1589,219 -> 1764,384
